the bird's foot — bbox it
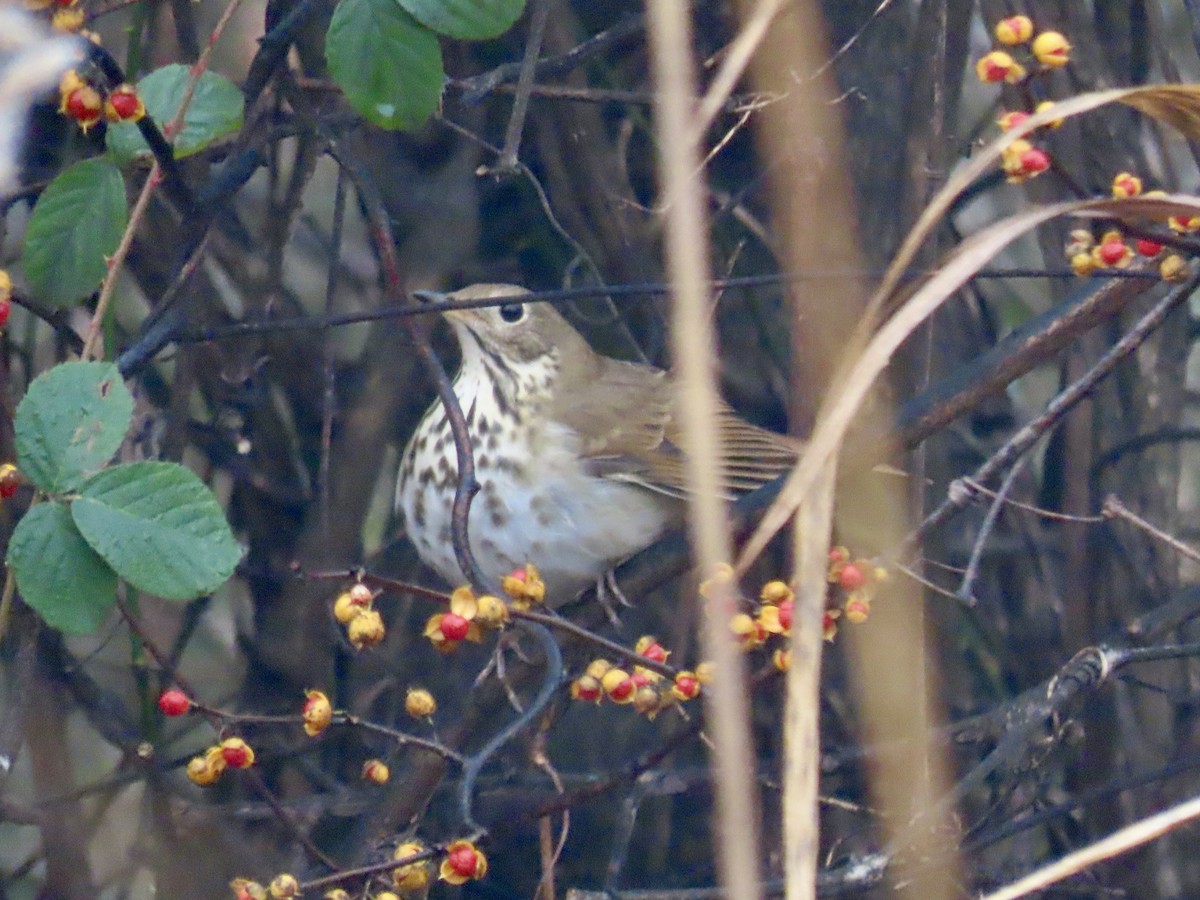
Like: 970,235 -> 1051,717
595,569 -> 634,626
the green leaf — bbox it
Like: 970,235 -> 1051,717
15,361 -> 134,494
8,502 -> 117,634
398,0 -> 525,39
327,0 -> 444,130
23,158 -> 128,307
72,461 -> 241,600
106,64 -> 244,163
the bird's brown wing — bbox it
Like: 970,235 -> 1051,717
552,355 -> 799,499
549,354 -> 674,461
621,405 -> 800,499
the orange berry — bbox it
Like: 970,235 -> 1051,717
268,874 -> 300,899
302,689 -> 332,736
975,50 -> 1026,84
1160,254 -> 1189,282
570,674 -> 602,702
392,841 -> 430,891
844,594 -> 871,624
347,608 -> 385,649
600,668 -> 635,704
635,635 -> 669,664
220,737 -> 255,769
1111,172 -> 1143,198
672,671 -> 701,701
362,758 -> 390,784
405,687 -> 436,718
440,840 -> 488,884
997,110 -> 1030,131
1032,31 -> 1070,68
759,580 -> 794,605
1070,252 -> 1097,277
994,15 -> 1034,45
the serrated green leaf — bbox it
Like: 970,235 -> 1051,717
23,158 -> 127,307
106,65 -> 244,163
72,461 -> 241,600
327,0 -> 444,130
8,501 -> 117,634
398,0 -> 524,39
15,362 -> 134,494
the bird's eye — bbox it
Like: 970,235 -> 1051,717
499,303 -> 525,323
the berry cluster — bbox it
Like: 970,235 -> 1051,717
58,69 -> 145,134
975,17 -> 1072,184
333,582 -> 386,649
570,636 -> 708,719
1063,174 -> 1191,282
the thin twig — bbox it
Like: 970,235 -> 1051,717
488,0 -> 551,174
959,478 -> 1105,523
691,0 -> 787,140
1102,494 -> 1200,564
957,457 -> 1028,605
911,269 -> 1200,547
323,140 -> 489,590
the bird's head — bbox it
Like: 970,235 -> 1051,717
413,284 -> 592,370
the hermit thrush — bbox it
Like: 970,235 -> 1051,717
395,284 -> 798,601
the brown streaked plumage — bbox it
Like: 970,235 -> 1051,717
396,284 -> 798,601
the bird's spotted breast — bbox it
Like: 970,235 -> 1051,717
397,380 -> 671,600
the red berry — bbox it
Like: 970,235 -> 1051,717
572,677 -> 601,702
0,297 -> 10,330
64,87 -> 101,125
1019,147 -> 1050,174
0,465 -> 19,499
640,641 -> 667,664
838,563 -> 867,591
1136,238 -> 1163,257
777,598 -> 793,631
440,612 -> 469,641
158,689 -> 190,716
1097,240 -> 1128,266
674,674 -> 700,699
108,91 -> 138,120
222,742 -> 251,768
447,845 -> 479,877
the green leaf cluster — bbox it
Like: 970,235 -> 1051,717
6,362 -> 242,634
326,0 -> 527,131
23,64 -> 243,307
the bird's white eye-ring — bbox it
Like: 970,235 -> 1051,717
499,303 -> 525,323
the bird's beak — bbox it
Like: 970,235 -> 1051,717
413,289 -> 479,326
